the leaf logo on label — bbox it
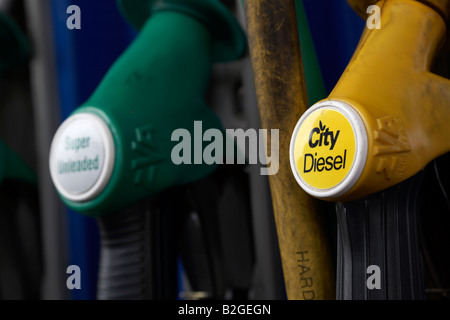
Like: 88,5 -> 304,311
319,120 -> 326,132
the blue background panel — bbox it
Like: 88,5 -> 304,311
303,0 -> 365,94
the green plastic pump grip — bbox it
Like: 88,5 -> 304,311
49,0 -> 246,217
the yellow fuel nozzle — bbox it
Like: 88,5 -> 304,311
290,0 -> 450,202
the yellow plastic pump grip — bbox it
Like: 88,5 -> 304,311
291,0 -> 450,202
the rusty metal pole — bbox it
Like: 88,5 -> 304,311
243,0 -> 335,300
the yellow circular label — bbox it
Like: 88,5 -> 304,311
293,109 -> 356,190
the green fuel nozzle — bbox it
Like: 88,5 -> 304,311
49,0 -> 246,217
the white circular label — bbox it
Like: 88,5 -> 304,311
49,113 -> 115,202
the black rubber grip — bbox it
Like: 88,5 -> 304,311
336,172 -> 425,300
97,204 -> 151,300
96,193 -> 178,300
